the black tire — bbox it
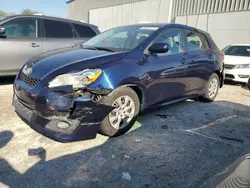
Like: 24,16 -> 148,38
247,78 -> 250,90
99,87 -> 140,137
199,73 -> 220,102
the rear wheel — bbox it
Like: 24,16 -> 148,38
99,87 -> 140,137
247,78 -> 250,90
200,73 -> 219,102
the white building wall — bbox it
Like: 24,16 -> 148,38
68,0 -> 250,49
67,0 -> 146,22
89,0 -> 171,31
175,11 -> 250,49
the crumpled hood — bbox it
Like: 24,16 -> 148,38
23,46 -> 126,79
224,55 -> 250,65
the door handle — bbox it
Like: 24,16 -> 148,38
29,43 -> 40,48
208,54 -> 214,60
188,60 -> 195,64
181,59 -> 189,65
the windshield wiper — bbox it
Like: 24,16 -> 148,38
82,46 -> 98,51
82,46 -> 114,52
73,42 -> 83,48
94,47 -> 114,52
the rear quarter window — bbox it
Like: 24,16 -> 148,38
73,24 -> 97,38
199,33 -> 210,49
206,34 -> 219,49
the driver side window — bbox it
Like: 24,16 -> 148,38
3,18 -> 37,38
153,28 -> 184,55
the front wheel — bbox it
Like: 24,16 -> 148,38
200,73 -> 220,102
99,87 -> 140,137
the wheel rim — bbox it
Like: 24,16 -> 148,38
208,78 -> 218,99
108,95 -> 136,130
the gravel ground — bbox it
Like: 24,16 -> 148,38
0,77 -> 250,188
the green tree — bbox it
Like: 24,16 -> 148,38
21,8 -> 41,15
0,10 -> 8,17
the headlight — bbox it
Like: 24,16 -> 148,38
235,64 -> 250,69
48,69 -> 102,88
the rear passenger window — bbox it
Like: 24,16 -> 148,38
185,30 -> 208,51
44,19 -> 73,38
73,24 -> 96,38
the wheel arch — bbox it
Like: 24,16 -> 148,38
114,83 -> 147,110
215,70 -> 224,88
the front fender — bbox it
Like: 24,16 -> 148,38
88,58 -> 149,108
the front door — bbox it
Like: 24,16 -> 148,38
0,18 -> 43,75
145,28 -> 189,106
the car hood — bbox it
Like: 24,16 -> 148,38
224,55 -> 250,65
24,47 -> 126,79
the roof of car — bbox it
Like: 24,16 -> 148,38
123,23 -> 193,28
0,14 -> 98,28
121,23 -> 207,32
1,16 -> 206,33
124,23 -> 166,27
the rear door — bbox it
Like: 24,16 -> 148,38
184,29 -> 215,96
41,19 -> 80,53
0,18 -> 43,75
72,23 -> 98,43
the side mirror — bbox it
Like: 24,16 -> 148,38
148,43 -> 169,54
0,27 -> 5,35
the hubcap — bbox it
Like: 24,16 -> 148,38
109,95 -> 135,130
208,78 -> 218,99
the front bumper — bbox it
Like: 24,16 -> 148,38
13,84 -> 114,142
224,68 -> 250,83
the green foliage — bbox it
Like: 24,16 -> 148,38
0,10 -> 8,17
21,8 -> 41,15
0,9 -> 43,17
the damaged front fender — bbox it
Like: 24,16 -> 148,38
34,85 -> 114,120
70,98 -> 115,125
34,85 -> 75,118
14,85 -> 116,142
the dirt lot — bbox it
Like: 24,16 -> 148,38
0,78 -> 250,188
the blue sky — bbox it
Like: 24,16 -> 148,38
0,0 -> 68,18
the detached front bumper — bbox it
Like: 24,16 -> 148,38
225,68 -> 250,83
13,84 -> 114,142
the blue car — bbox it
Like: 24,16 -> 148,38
13,24 -> 224,142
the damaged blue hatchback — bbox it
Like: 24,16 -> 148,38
13,24 -> 224,142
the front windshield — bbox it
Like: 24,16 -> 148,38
223,45 -> 250,57
83,25 -> 159,51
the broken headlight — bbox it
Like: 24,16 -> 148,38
48,69 -> 102,88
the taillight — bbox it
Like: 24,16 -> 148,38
221,52 -> 225,61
